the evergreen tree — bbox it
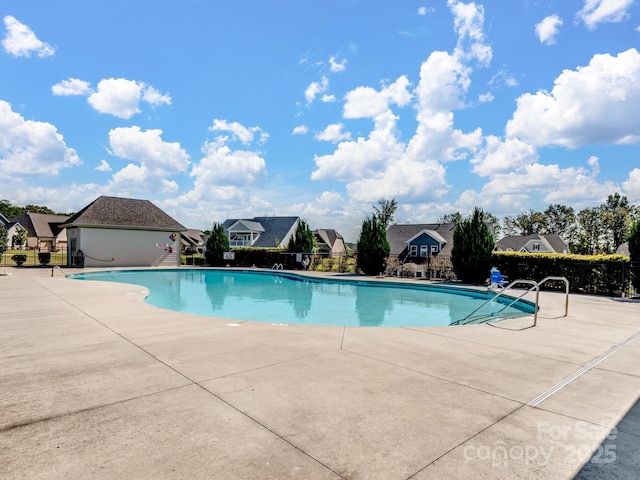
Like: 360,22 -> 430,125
628,220 -> 640,292
451,207 -> 495,284
356,215 -> 390,275
205,222 -> 230,266
0,225 -> 8,257
287,220 -> 314,252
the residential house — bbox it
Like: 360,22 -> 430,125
1,213 -> 24,250
9,212 -> 69,252
222,216 -> 300,249
313,229 -> 346,257
387,223 -> 455,262
181,229 -> 206,254
496,234 -> 568,254
616,242 -> 630,257
61,196 -> 186,267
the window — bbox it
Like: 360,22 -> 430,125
409,245 -> 417,256
532,243 -> 540,251
420,245 -> 428,257
431,245 -> 439,255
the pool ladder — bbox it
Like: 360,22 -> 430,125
272,263 -> 284,271
51,266 -> 70,277
454,276 -> 569,326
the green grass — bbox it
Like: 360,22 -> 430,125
3,250 -> 68,266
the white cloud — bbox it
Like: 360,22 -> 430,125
471,136 -> 539,177
311,1 -> 488,205
209,119 -> 265,145
489,69 -> 518,88
315,123 -> 352,142
0,99 -> 81,177
478,92 -> 494,103
321,94 -> 337,103
305,76 -> 329,104
2,15 -> 54,58
622,168 -> 640,202
87,78 -> 171,119
417,6 -> 429,16
142,85 -> 172,106
346,157 -> 448,203
576,0 -> 633,30
343,76 -> 412,119
52,78 -> 92,96
108,126 -> 190,173
506,48 -> 640,148
479,160 -> 616,210
312,111 -> 404,182
95,159 -> 112,172
292,125 -> 309,135
191,141 -> 267,189
448,0 -> 492,65
535,14 -> 563,45
329,56 -> 347,73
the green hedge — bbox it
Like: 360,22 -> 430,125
491,251 -> 631,296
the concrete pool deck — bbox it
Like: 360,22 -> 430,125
1,267 -> 638,479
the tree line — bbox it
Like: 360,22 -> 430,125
437,193 -> 639,255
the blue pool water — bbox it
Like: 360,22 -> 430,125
70,269 -> 535,327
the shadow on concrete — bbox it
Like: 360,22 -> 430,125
573,397 -> 640,479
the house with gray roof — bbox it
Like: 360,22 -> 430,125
496,234 -> 568,254
616,242 -> 630,257
313,229 -> 346,257
61,196 -> 186,267
386,223 -> 455,262
10,212 -> 69,252
222,216 -> 300,249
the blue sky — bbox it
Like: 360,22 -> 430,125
1,1 -> 639,241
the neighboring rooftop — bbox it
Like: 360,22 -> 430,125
386,223 -> 455,257
62,196 -> 185,231
10,212 -> 69,238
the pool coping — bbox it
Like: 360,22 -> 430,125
1,266 -> 639,479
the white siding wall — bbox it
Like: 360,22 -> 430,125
77,228 -> 180,267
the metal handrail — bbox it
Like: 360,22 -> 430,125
51,265 -> 70,277
534,276 -> 570,324
272,263 -> 283,270
455,276 -> 569,327
455,279 -> 538,326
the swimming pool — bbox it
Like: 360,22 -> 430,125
70,269 -> 536,327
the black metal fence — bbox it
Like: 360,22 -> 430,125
2,250 -> 69,268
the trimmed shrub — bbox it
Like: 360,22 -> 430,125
491,251 -> 630,296
38,252 -> 51,265
11,254 -> 27,266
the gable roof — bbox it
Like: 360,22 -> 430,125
0,213 -> 8,226
228,219 -> 265,233
406,229 -> 448,245
223,216 -> 299,248
496,234 -> 567,253
11,212 -> 70,238
181,229 -> 206,247
616,242 -> 630,257
62,196 -> 185,231
314,229 -> 344,249
387,223 -> 455,257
